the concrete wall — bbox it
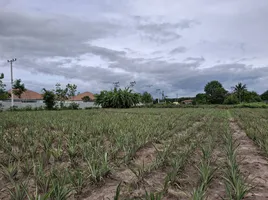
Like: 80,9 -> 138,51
0,100 -> 98,110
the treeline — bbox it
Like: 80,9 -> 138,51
1,71 -> 268,109
1,74 -> 154,109
194,80 -> 268,105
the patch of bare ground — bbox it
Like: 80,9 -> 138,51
123,142 -> 164,199
230,119 -> 268,200
163,149 -> 201,200
132,142 -> 158,167
81,167 -> 137,200
82,142 -> 159,200
206,148 -> 226,200
0,182 -> 9,200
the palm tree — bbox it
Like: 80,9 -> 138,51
232,82 -> 247,103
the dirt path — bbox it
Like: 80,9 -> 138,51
206,148 -> 226,200
230,119 -> 268,200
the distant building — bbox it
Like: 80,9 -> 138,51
8,90 -> 43,103
181,99 -> 193,105
69,92 -> 95,102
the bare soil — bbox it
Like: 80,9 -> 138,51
206,148 -> 226,200
83,142 -> 159,199
230,119 -> 268,200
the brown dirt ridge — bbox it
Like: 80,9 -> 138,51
230,119 -> 268,200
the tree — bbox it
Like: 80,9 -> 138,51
12,79 -> 26,98
55,83 -> 68,108
232,82 -> 247,103
204,80 -> 227,104
66,83 -> 77,99
0,73 -> 9,100
195,93 -> 207,104
261,90 -> 268,101
55,83 -> 78,108
95,87 -> 140,108
224,94 -> 239,105
82,96 -> 91,102
42,89 -> 56,110
243,91 -> 262,103
141,92 -> 153,104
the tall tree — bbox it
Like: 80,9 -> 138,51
243,91 -> 262,102
260,90 -> 268,101
232,82 -> 247,103
0,73 -> 9,100
204,80 -> 227,104
55,83 -> 68,108
42,89 -> 56,110
141,92 -> 153,104
13,79 -> 27,99
66,84 -> 77,99
195,93 -> 207,104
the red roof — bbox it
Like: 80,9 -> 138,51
182,99 -> 193,102
69,92 -> 95,101
8,89 -> 42,100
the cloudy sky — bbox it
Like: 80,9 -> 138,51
0,0 -> 268,97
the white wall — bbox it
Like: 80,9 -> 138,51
0,101 -> 98,110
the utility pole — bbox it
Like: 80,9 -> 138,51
156,89 -> 161,103
7,58 -> 17,108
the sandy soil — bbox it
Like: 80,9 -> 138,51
230,119 -> 268,200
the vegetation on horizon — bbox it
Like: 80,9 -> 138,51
1,71 -> 267,110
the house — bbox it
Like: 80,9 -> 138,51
181,99 -> 193,105
8,89 -> 43,103
69,92 -> 95,102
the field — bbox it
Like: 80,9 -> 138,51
0,108 -> 268,200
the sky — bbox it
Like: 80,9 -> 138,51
0,0 -> 268,97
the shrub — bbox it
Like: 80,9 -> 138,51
234,102 -> 268,108
224,94 -> 239,105
68,102 -> 80,110
25,105 -> 33,111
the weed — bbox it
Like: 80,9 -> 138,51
1,161 -> 18,181
8,182 -> 28,200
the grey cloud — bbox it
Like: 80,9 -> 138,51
0,0 -> 10,7
108,56 -> 268,95
0,11 -> 121,58
136,19 -> 198,43
170,47 -> 187,54
1,1 -> 267,98
184,57 -> 205,62
169,64 -> 268,94
138,23 -> 181,43
88,45 -> 126,61
15,58 -> 132,89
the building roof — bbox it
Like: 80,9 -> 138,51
69,92 -> 95,101
182,99 -> 193,102
8,89 -> 43,100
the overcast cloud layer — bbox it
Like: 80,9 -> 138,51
0,0 -> 268,97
